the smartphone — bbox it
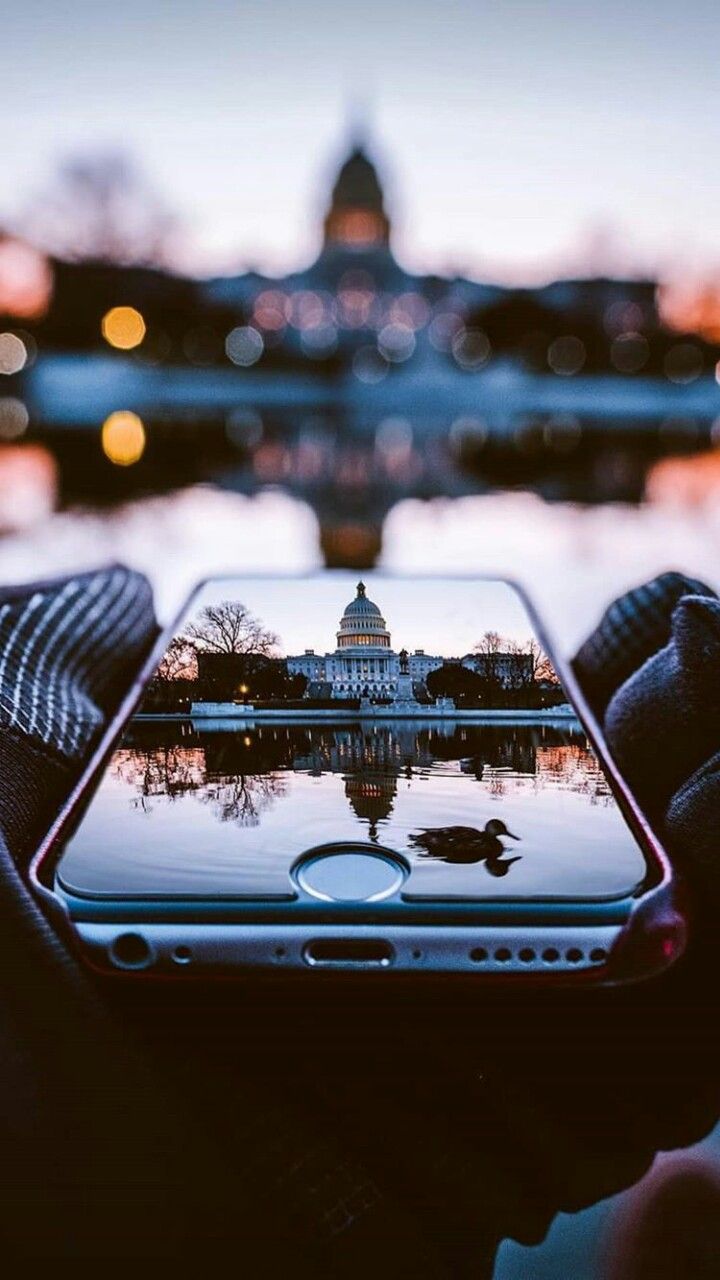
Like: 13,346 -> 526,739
31,574 -> 685,984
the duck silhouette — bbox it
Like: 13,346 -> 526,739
409,819 -> 521,870
484,850 -> 522,876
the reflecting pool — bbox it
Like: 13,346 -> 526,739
59,719 -> 647,900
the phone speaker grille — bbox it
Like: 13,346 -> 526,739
469,944 -> 607,971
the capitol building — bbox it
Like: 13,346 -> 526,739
287,581 -> 444,702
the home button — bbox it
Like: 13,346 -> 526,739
293,844 -> 408,902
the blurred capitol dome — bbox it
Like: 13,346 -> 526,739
323,145 -> 391,251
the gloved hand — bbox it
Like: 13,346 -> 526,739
574,571 -> 720,909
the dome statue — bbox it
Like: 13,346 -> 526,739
336,581 -> 392,650
342,580 -> 382,616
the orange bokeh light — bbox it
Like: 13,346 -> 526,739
101,306 -> 146,350
101,411 -> 146,465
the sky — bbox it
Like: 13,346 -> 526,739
181,574 -> 539,658
3,0 -> 720,281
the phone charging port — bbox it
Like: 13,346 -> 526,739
303,939 -> 394,967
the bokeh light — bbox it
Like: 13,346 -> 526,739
101,410 -> 146,465
289,290 -> 325,331
664,342 -> 703,384
394,292 -> 430,330
0,332 -> 29,375
610,332 -> 649,374
429,311 -> 463,352
0,397 -> 29,438
253,290 -> 288,331
225,326 -> 264,367
547,335 -> 586,376
452,327 -> 491,370
338,287 -> 373,328
378,322 -> 416,363
101,306 -> 146,350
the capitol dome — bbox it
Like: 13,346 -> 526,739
323,143 -> 391,250
336,581 -> 392,650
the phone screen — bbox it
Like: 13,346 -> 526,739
57,575 -> 648,902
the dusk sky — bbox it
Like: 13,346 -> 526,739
3,0 -> 720,282
183,575 -> 540,658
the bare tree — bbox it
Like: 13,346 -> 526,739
475,630 -> 503,655
523,637 -> 559,684
477,632 -> 559,686
498,637 -> 531,689
156,636 -> 198,682
23,151 -> 178,266
184,601 -> 279,656
474,629 -> 504,682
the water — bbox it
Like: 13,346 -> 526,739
22,352 -> 716,510
58,719 -> 646,899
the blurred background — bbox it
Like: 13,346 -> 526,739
2,0 -> 720,571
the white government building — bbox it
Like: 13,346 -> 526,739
286,581 -> 442,701
287,581 -> 532,702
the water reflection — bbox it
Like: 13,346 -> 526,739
28,405 -> 713,512
113,741 -> 287,827
117,719 -> 613,842
61,717 -> 644,904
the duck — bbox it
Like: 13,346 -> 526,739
409,819 -> 520,865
